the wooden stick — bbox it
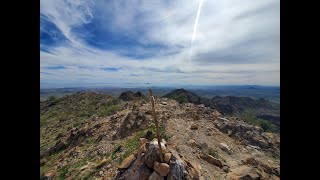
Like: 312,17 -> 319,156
150,95 -> 164,163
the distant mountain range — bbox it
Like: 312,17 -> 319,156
40,85 -> 280,103
163,89 -> 280,127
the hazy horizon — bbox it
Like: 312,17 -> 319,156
40,84 -> 280,90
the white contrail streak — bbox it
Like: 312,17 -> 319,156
191,0 -> 204,46
188,0 -> 204,63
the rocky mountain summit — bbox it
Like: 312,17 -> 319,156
40,91 -> 280,179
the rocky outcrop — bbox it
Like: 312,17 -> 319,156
119,91 -> 144,101
113,111 -> 150,139
244,157 -> 280,177
213,117 -> 280,155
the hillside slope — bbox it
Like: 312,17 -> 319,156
40,92 -> 280,179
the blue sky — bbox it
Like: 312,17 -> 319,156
40,0 -> 280,88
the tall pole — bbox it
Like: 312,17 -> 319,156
149,87 -> 164,163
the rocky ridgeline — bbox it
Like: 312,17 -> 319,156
114,137 -> 201,180
213,116 -> 280,157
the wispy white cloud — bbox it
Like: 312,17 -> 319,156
40,0 -> 280,88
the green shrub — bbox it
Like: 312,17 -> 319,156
59,166 -> 68,180
259,120 -> 277,132
176,94 -> 188,103
97,104 -> 120,117
244,112 -> 277,132
208,148 -> 219,159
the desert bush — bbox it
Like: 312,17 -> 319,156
244,113 -> 277,132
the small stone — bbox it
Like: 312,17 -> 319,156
164,153 -> 172,163
242,148 -> 248,153
219,143 -> 232,154
161,139 -> 167,145
200,154 -> 223,168
106,164 -> 112,169
99,171 -> 103,176
223,166 -> 229,173
227,130 -> 232,135
148,171 -> 164,180
44,172 -> 54,180
191,124 -> 198,130
245,157 -> 259,166
154,161 -> 170,177
187,139 -> 197,147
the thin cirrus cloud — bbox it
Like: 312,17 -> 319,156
40,0 -> 279,88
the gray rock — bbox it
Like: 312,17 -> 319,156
219,143 -> 232,154
148,171 -> 164,180
145,141 -> 166,168
167,158 -> 186,180
223,166 -> 229,173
